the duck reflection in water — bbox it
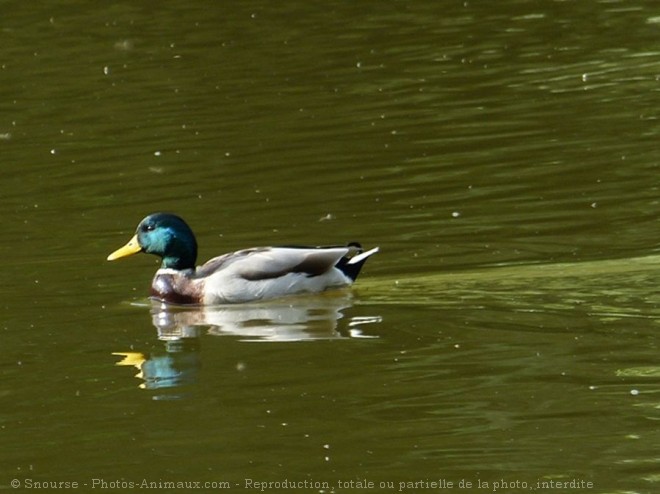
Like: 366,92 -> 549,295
113,338 -> 200,392
114,292 -> 381,393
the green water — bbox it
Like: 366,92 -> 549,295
2,1 -> 660,493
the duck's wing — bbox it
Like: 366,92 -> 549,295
196,246 -> 352,281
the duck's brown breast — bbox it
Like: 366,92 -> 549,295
151,271 -> 204,305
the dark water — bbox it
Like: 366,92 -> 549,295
2,1 -> 660,493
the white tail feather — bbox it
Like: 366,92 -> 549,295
348,246 -> 379,265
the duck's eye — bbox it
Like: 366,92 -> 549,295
142,223 -> 156,232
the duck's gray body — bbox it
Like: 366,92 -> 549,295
151,245 -> 379,305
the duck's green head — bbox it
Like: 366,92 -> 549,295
107,213 -> 198,270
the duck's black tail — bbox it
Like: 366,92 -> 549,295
336,242 -> 379,281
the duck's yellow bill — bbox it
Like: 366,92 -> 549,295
107,234 -> 142,261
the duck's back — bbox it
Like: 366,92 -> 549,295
198,246 -> 360,304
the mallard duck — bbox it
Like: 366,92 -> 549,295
107,213 -> 378,305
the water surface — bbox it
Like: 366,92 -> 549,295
2,1 -> 660,493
